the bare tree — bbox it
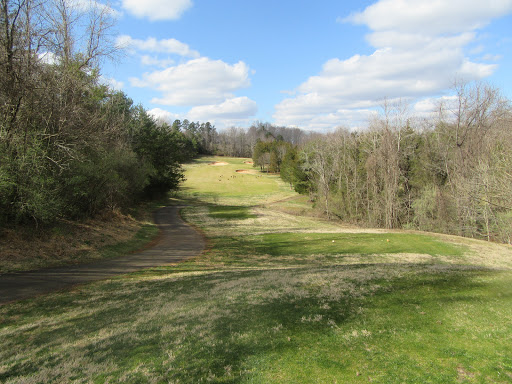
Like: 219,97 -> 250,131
43,0 -> 118,68
302,138 -> 337,219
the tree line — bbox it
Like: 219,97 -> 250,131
4,0 -> 510,246
0,0 -> 305,227
215,122 -> 307,159
0,0 -> 213,227
273,83 -> 512,244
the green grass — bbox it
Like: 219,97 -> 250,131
1,266 -> 511,383
181,232 -> 468,270
208,205 -> 257,220
247,269 -> 512,383
218,232 -> 466,257
1,156 -> 512,383
182,156 -> 296,206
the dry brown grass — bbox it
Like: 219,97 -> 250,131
0,209 -> 153,273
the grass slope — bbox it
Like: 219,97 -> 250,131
0,208 -> 160,274
1,156 -> 512,383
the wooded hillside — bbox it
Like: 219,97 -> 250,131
275,83 -> 512,243
0,0 -> 213,226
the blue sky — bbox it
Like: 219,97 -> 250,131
101,0 -> 512,131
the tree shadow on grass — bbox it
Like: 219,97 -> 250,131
1,264 -> 509,383
158,264 -> 505,383
208,205 -> 257,220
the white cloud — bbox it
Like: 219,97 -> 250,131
101,76 -> 125,90
121,0 -> 192,21
71,0 -> 120,17
275,107 -> 377,132
38,52 -> 59,65
366,31 -> 475,50
187,97 -> 258,121
148,108 -> 181,123
117,35 -> 199,58
140,55 -> 175,68
344,0 -> 512,35
412,95 -> 461,123
131,57 -> 251,106
122,33 -> 255,128
275,0 -> 511,130
413,96 -> 454,114
274,47 -> 495,129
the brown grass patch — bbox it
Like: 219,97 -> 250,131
0,209 -> 152,273
208,161 -> 228,166
235,169 -> 258,174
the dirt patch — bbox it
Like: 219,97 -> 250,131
236,169 -> 258,174
243,161 -> 253,164
209,161 -> 228,166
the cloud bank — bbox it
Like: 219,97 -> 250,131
274,0 -> 512,131
121,0 -> 192,21
131,58 -> 251,107
117,35 -> 200,58
123,34 -> 257,128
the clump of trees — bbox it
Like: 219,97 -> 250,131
274,83 -> 512,243
216,122 -> 307,158
0,0 -> 211,227
252,139 -> 290,174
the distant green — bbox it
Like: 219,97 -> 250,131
182,156 -> 295,205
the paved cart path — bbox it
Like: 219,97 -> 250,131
0,206 -> 205,305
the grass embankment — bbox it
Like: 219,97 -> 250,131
0,202 -> 161,274
1,156 -> 512,383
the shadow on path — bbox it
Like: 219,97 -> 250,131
0,206 -> 205,305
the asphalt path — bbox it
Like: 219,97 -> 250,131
0,206 -> 205,305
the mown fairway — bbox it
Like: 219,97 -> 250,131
181,156 -> 296,205
1,156 -> 512,383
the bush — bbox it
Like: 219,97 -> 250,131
60,148 -> 151,218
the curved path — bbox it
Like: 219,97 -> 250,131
0,206 -> 205,305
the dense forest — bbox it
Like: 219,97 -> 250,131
182,100 -> 512,244
0,0 -> 214,226
254,84 -> 512,244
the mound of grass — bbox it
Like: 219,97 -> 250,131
0,213 -> 159,273
204,233 -> 467,268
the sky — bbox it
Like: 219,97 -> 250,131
100,0 -> 512,131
